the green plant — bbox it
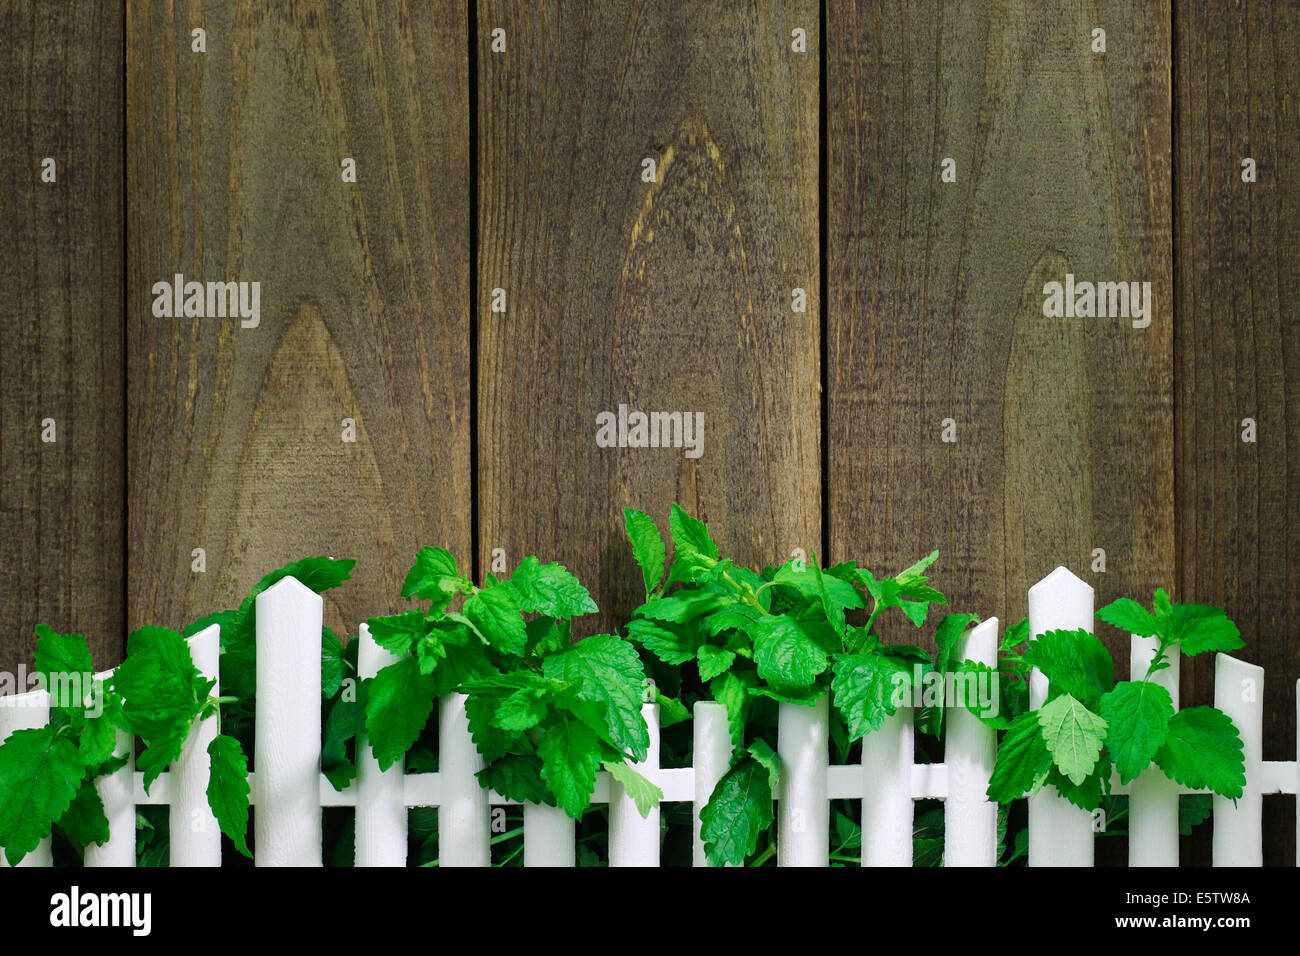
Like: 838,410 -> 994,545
0,557 -> 354,865
621,504 -> 978,866
976,589 -> 1247,810
360,548 -> 658,819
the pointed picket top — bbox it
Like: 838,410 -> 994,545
257,573 -> 321,604
961,616 -> 999,667
186,621 -> 220,665
1027,566 -> 1094,638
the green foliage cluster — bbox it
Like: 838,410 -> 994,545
0,507 -> 1248,867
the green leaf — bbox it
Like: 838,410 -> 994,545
1000,618 -> 1030,653
538,719 -> 602,817
135,721 -> 191,793
654,689 -> 691,728
751,615 -> 828,686
510,557 -> 598,618
0,726 -> 85,864
831,652 -> 910,740
1179,793 -> 1213,835
78,710 -> 118,766
35,627 -> 94,720
322,695 -> 364,790
711,671 -> 757,750
605,761 -> 663,818
464,583 -> 527,656
365,657 -> 438,771
933,613 -> 980,677
56,774 -> 110,847
1037,693 -> 1109,785
477,755 -> 554,806
1155,707 -> 1246,799
986,711 -> 1053,803
464,693 -> 522,763
747,739 -> 781,790
321,627 -> 346,698
401,547 -> 461,605
114,626 -> 205,740
253,556 -> 355,597
1167,604 -> 1244,655
1097,597 -> 1160,637
625,618 -> 699,665
543,634 -> 649,761
207,734 -> 252,857
696,644 -> 736,682
493,689 -> 548,731
896,550 -> 939,588
624,507 -> 667,596
1023,629 -> 1113,709
668,503 -> 718,575
636,590 -> 728,624
700,757 -> 773,866
1099,680 -> 1174,783
366,610 -> 425,657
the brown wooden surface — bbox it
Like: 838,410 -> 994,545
0,1 -> 125,672
826,1 -> 1175,668
1175,0 -> 1299,867
477,0 -> 822,632
126,1 -> 471,638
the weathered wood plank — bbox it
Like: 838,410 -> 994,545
1174,0 -> 1299,866
127,1 -> 471,637
477,1 -> 821,629
826,1 -> 1174,672
0,1 -> 125,672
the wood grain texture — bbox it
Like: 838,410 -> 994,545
127,1 -> 470,638
1174,0 -> 1298,866
478,1 -> 821,631
826,1 -> 1174,668
0,1 -> 124,673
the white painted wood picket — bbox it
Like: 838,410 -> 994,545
1,569 -> 1297,867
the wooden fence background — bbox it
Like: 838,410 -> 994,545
0,1 -> 1295,863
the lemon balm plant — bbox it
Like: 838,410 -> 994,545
0,556 -> 356,865
971,593 -> 1248,811
361,548 -> 658,819
621,504 -> 981,866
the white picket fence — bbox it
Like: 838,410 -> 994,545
1,567 -> 1297,867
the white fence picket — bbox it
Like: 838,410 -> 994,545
523,804 -> 574,867
355,622 -> 406,866
692,700 -> 731,867
778,696 -> 829,866
1296,680 -> 1299,867
1213,654 -> 1264,865
1127,634 -> 1181,866
0,688 -> 52,867
169,623 -> 221,866
609,701 -> 661,866
945,617 -> 999,866
438,692 -> 490,866
254,577 -> 323,866
84,721 -> 136,867
861,707 -> 914,865
1026,566 -> 1095,866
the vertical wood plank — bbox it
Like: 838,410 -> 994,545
1174,0 -> 1299,867
0,1 -> 124,672
478,1 -> 821,629
126,1 -> 470,637
826,1 -> 1174,665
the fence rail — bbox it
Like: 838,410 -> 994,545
1,569 -> 1296,867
